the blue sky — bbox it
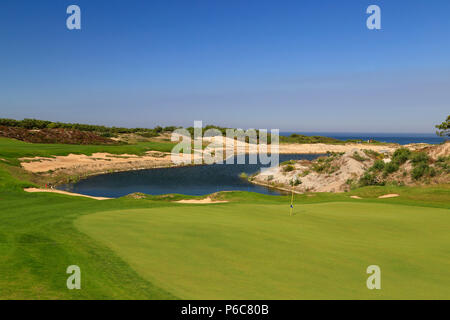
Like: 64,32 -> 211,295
0,0 -> 449,132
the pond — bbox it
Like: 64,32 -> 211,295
57,154 -> 323,197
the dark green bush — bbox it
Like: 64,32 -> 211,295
411,163 -> 429,180
429,167 -> 437,177
359,172 -> 382,186
371,160 -> 385,171
392,148 -> 411,165
383,162 -> 399,175
410,152 -> 429,165
99,132 -> 115,138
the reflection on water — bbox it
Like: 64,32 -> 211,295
58,154 -> 323,197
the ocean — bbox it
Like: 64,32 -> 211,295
279,132 -> 447,145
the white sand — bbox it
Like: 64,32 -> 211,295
24,188 -> 110,200
378,194 -> 400,199
176,198 -> 228,204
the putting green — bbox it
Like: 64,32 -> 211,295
76,202 -> 450,299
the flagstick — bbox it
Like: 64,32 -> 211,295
290,183 -> 294,216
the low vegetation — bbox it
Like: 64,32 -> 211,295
282,164 -> 295,172
359,147 -> 446,187
436,155 -> 450,173
0,118 -> 177,137
311,153 -> 342,174
279,133 -> 386,145
252,141 -> 449,193
280,134 -> 343,144
0,126 -> 120,145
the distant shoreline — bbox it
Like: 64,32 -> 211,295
279,132 -> 447,145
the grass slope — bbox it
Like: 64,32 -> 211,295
0,160 -> 180,299
76,202 -> 450,299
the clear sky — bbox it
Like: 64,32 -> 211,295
0,0 -> 449,132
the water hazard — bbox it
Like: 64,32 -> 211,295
57,154 -> 323,197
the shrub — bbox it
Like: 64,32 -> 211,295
392,148 -> 411,165
383,162 -> 399,175
435,156 -> 449,172
410,152 -> 429,165
345,179 -> 358,189
312,163 -> 327,173
283,164 -> 295,172
100,132 -> 116,138
429,167 -> 437,177
359,172 -> 382,186
411,163 -> 429,180
371,160 -> 385,171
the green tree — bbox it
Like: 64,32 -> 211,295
435,115 -> 450,137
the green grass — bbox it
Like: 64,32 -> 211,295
76,201 -> 450,299
0,137 -> 176,166
0,137 -> 449,299
0,186 -> 176,299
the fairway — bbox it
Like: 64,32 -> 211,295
76,202 -> 450,299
